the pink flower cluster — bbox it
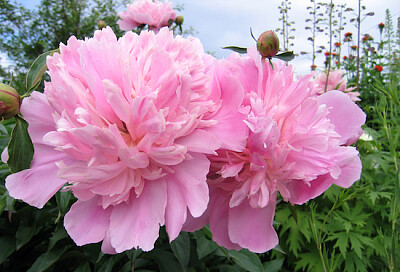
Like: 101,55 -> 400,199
4,27 -> 366,254
118,0 -> 176,31
313,70 -> 360,102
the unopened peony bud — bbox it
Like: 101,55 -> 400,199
257,30 -> 280,59
97,20 -> 106,29
175,15 -> 184,25
0,83 -> 21,120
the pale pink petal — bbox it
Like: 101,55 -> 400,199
208,188 -> 242,251
228,193 -> 278,253
5,144 -> 67,208
101,230 -> 117,254
164,153 -> 210,240
332,147 -> 362,188
175,129 -> 220,155
317,90 -> 366,145
64,197 -> 112,246
109,179 -> 167,252
284,175 -> 334,205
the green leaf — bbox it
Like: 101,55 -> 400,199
196,235 -> 218,259
74,262 -> 91,272
0,236 -> 16,264
145,250 -> 182,272
16,221 -> 36,250
229,249 -> 264,272
263,259 -> 284,272
7,116 -> 34,173
273,51 -> 295,62
27,247 -> 68,272
222,46 -> 248,54
25,49 -> 59,92
0,193 -> 7,214
55,190 -> 72,214
170,232 -> 190,271
48,226 -> 68,251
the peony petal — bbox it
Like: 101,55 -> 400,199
317,90 -> 366,145
228,192 -> 278,253
64,197 -> 111,246
109,179 -> 167,252
164,153 -> 210,240
5,144 -> 67,208
333,147 -> 362,188
208,188 -> 242,251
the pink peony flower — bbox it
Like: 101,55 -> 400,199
4,27 -> 247,253
313,69 -> 361,102
184,48 -> 366,253
118,0 -> 176,31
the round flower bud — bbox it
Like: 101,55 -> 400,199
0,83 -> 21,120
175,15 -> 184,25
97,20 -> 106,29
257,30 -> 280,59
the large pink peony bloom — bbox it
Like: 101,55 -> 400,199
184,48 -> 366,253
118,0 -> 176,31
5,27 -> 247,253
313,69 -> 360,102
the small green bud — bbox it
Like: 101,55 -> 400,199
256,30 -> 280,59
0,83 -> 21,120
97,20 -> 106,29
175,15 -> 184,25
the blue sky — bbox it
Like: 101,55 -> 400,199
9,0 -> 400,74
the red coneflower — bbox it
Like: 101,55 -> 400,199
343,56 -> 347,60
334,42 -> 342,47
325,52 -> 330,57
374,65 -> 383,72
351,45 -> 357,50
344,32 -> 352,37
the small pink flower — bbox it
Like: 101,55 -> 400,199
4,27 -> 247,253
118,0 -> 176,31
184,48 -> 365,253
313,70 -> 361,102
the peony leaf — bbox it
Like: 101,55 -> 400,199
25,49 -> 59,93
170,232 -> 190,270
263,259 -> 284,272
27,247 -> 69,272
229,249 -> 263,272
222,46 -> 248,54
7,116 -> 34,173
273,51 -> 295,62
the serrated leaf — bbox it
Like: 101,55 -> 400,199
348,232 -> 363,259
27,246 -> 68,272
229,249 -> 263,272
7,116 -> 34,173
328,232 -> 348,258
25,49 -> 59,92
222,46 -> 248,54
273,51 -> 295,61
263,259 -> 284,272
170,232 -> 190,271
